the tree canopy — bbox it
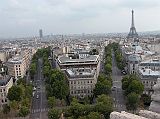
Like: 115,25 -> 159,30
7,85 -> 22,101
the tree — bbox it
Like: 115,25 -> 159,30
122,74 -> 144,95
3,104 -> 10,114
94,94 -> 113,119
127,80 -> 144,95
141,94 -> 151,106
105,63 -> 112,73
43,65 -> 51,77
97,74 -> 106,82
126,92 -> 139,110
48,108 -> 61,119
97,94 -> 113,105
46,69 -> 69,100
94,102 -> 113,119
94,80 -> 111,96
89,49 -> 99,55
10,100 -> 19,111
17,78 -> 26,85
7,85 -> 22,101
18,106 -> 30,117
78,116 -> 87,119
29,63 -> 36,78
87,112 -> 102,119
21,98 -> 30,107
25,84 -> 33,99
48,96 -> 56,108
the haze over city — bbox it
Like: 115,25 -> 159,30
1,0 -> 160,38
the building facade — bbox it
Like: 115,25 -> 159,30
57,54 -> 100,99
66,68 -> 97,98
0,75 -> 13,109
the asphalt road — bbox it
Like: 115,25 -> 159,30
30,58 -> 48,119
111,51 -> 126,112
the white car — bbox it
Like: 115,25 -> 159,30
36,95 -> 39,99
33,87 -> 36,91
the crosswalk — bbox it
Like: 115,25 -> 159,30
31,108 -> 49,113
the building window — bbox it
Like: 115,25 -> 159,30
19,65 -> 20,67
3,89 -> 5,92
0,89 -> 2,92
5,99 -> 7,102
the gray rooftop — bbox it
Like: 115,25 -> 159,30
0,75 -> 12,86
7,56 -> 23,64
65,68 -> 95,79
139,59 -> 160,66
139,69 -> 160,79
58,55 -> 99,64
128,54 -> 141,62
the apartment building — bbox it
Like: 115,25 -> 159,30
138,68 -> 160,95
57,50 -> 100,99
66,68 -> 97,98
6,49 -> 31,79
0,75 -> 13,109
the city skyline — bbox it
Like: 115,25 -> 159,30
1,0 -> 160,38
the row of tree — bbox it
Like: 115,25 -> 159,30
122,74 -> 144,111
36,47 -> 69,104
48,94 -> 113,119
45,69 -> 69,100
112,42 -> 125,70
104,44 -> 112,74
5,78 -> 33,117
29,47 -> 51,79
93,74 -> 112,97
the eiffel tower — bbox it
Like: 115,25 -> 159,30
127,10 -> 139,39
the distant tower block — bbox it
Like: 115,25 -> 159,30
39,29 -> 43,38
127,10 -> 139,41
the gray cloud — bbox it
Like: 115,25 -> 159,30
0,0 -> 160,38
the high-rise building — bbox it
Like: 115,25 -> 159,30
39,29 -> 43,38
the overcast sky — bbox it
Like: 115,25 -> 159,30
0,0 -> 160,38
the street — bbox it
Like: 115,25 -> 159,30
30,58 -> 48,119
111,51 -> 126,112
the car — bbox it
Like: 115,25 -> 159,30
111,86 -> 116,91
121,70 -> 127,75
36,95 -> 39,99
33,87 -> 36,91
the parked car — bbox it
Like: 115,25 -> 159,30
36,95 -> 39,99
111,86 -> 117,91
121,70 -> 127,75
